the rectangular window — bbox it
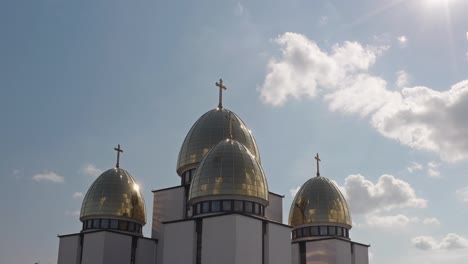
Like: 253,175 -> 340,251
101,219 -> 109,228
337,227 -> 343,236
234,201 -> 243,212
311,226 -> 319,236
129,222 -> 135,232
222,200 -> 232,211
329,226 -> 336,236
110,219 -> 118,229
93,219 -> 100,229
212,201 -> 221,212
202,202 -> 210,213
119,220 -> 128,231
320,226 -> 327,236
303,227 -> 310,237
245,202 -> 253,213
297,228 -> 303,238
254,203 -> 260,215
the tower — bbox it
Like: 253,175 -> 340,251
289,154 -> 369,264
57,146 -> 157,264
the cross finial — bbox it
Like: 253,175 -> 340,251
315,153 -> 321,177
226,111 -> 233,140
215,79 -> 227,109
114,144 -> 124,168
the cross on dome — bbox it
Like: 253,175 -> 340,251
114,144 -> 124,168
315,153 -> 321,177
215,78 -> 227,109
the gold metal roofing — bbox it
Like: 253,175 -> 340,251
289,176 -> 351,227
177,108 -> 260,175
188,139 -> 268,204
80,168 -> 146,224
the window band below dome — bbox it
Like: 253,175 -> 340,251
292,225 -> 349,240
192,199 -> 265,217
82,218 -> 143,235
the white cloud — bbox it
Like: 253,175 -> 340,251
32,171 -> 64,183
235,2 -> 244,16
65,210 -> 80,217
396,70 -> 410,88
423,217 -> 441,225
427,161 -> 441,178
318,16 -> 329,26
412,233 -> 468,250
455,186 -> 468,203
407,162 -> 423,173
260,33 -> 468,162
338,174 -> 427,214
82,163 -> 103,177
73,192 -> 84,198
366,214 -> 418,228
397,35 -> 408,47
289,186 -> 301,198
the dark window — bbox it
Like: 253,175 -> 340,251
337,227 -> 343,236
101,219 -> 109,228
254,203 -> 260,215
311,226 -> 319,236
297,228 -> 303,237
110,219 -> 118,229
93,219 -> 100,229
245,202 -> 253,213
129,222 -> 135,232
345,228 -> 349,238
212,201 -> 221,212
320,226 -> 327,236
202,202 -> 210,213
222,200 -> 232,211
292,230 -> 297,239
196,203 -> 201,214
234,201 -> 243,212
303,227 -> 310,237
329,226 -> 336,236
119,220 -> 128,231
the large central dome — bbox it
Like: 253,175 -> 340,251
177,108 -> 260,176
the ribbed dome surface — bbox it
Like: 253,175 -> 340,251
289,176 -> 351,227
188,139 -> 268,205
177,108 -> 260,176
80,168 -> 146,225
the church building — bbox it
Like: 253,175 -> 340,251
57,79 -> 370,264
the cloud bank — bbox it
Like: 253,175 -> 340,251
32,171 -> 64,183
412,233 -> 468,250
260,33 -> 468,162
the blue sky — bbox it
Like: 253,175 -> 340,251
1,0 -> 468,263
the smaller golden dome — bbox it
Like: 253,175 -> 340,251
177,108 -> 260,176
80,168 -> 146,225
289,176 -> 351,227
188,139 -> 268,205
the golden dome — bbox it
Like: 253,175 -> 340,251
80,168 -> 146,225
289,176 -> 351,227
177,108 -> 260,176
188,139 -> 268,205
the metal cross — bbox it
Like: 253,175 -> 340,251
215,79 -> 227,109
315,153 -> 321,177
226,111 -> 233,140
114,144 -> 124,168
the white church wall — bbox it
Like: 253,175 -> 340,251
102,232 -> 132,264
235,215 -> 263,264
265,192 -> 283,223
81,232 -> 105,264
162,220 -> 195,264
152,186 -> 186,239
352,243 -> 369,264
202,214 -> 262,264
334,239 -> 352,264
57,235 -> 80,264
291,242 -> 300,264
136,238 -> 158,264
266,222 -> 291,264
303,238 -> 352,264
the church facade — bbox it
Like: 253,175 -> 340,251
57,80 -> 369,264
